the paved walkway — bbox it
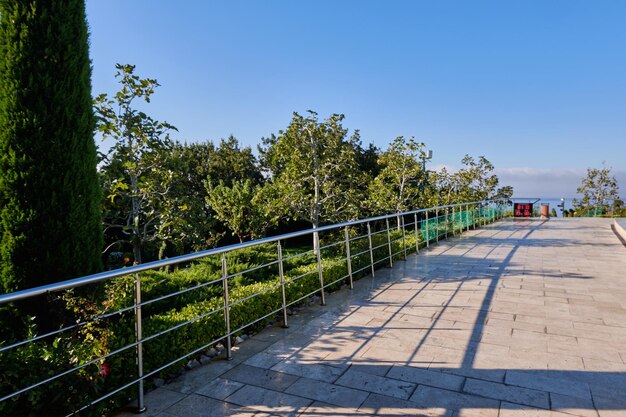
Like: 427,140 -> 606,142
117,218 -> 626,417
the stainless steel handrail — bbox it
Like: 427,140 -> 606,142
0,200 -> 504,305
0,199 -> 509,416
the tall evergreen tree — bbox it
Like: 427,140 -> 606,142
0,0 -> 103,297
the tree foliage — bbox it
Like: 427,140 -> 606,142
368,136 -> 427,215
260,111 -> 364,229
0,0 -> 103,295
574,164 -> 619,216
431,155 -> 500,206
94,64 -> 177,264
207,179 -> 277,242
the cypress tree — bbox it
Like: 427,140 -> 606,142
0,0 -> 103,301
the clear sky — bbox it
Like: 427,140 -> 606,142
86,0 -> 626,198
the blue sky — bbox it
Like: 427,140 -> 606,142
86,1 -> 626,198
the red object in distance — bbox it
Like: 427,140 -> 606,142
514,203 -> 533,217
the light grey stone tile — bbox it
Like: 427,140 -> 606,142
285,377 -> 369,408
244,351 -> 283,369
112,388 -> 186,417
388,364 -> 465,392
335,368 -> 416,400
437,366 -> 506,383
164,394 -> 255,417
360,393 -> 452,416
225,385 -> 312,417
463,378 -> 549,409
348,363 -> 391,377
222,364 -> 299,392
498,401 -> 551,417
505,370 -> 591,399
550,393 -> 598,417
165,361 -> 235,394
271,359 -> 346,382
300,401 -> 374,417
195,377 -> 244,400
410,385 -> 500,412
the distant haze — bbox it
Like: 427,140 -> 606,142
496,167 -> 626,199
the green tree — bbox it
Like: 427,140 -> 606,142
95,64 -> 177,264
574,164 -> 619,217
493,185 -> 514,201
453,155 -> 499,202
207,179 -> 277,242
353,138 -> 381,180
0,0 -> 103,296
260,111 -> 364,243
161,138 -> 263,253
368,136 -> 427,223
432,167 -> 457,206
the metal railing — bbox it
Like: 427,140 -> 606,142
0,199 -> 509,416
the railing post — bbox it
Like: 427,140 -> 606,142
222,256 -> 233,360
474,205 -> 478,228
314,231 -> 326,305
401,215 -> 407,260
134,273 -> 146,413
414,212 -> 420,254
483,205 -> 486,226
386,218 -> 393,267
367,222 -> 375,278
444,208 -> 448,240
435,208 -> 439,244
452,206 -> 456,237
344,226 -> 353,289
277,242 -> 288,328
425,211 -> 430,248
466,204 -> 470,232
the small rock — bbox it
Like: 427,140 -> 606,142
287,309 -> 294,315
234,336 -> 244,345
215,343 -> 224,351
199,355 -> 211,365
240,334 -> 249,341
311,295 -> 321,303
186,359 -> 200,369
153,378 -> 165,387
206,347 -> 218,357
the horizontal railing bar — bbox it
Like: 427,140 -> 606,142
228,259 -> 280,277
285,291 -> 321,310
319,240 -> 344,251
281,249 -> 316,263
229,308 -> 284,336
371,242 -> 389,251
348,234 -> 368,243
65,330 -> 231,416
370,229 -> 388,237
0,200 -> 503,305
351,248 -> 371,258
228,282 -> 283,307
323,274 -> 350,290
283,270 -> 317,285
0,199 -> 507,414
352,264 -> 373,275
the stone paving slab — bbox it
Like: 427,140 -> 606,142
114,218 -> 626,417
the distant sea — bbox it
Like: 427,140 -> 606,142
512,197 -> 575,217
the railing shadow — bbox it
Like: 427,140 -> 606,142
179,218 -> 625,417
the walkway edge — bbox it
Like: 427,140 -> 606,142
613,218 -> 626,243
